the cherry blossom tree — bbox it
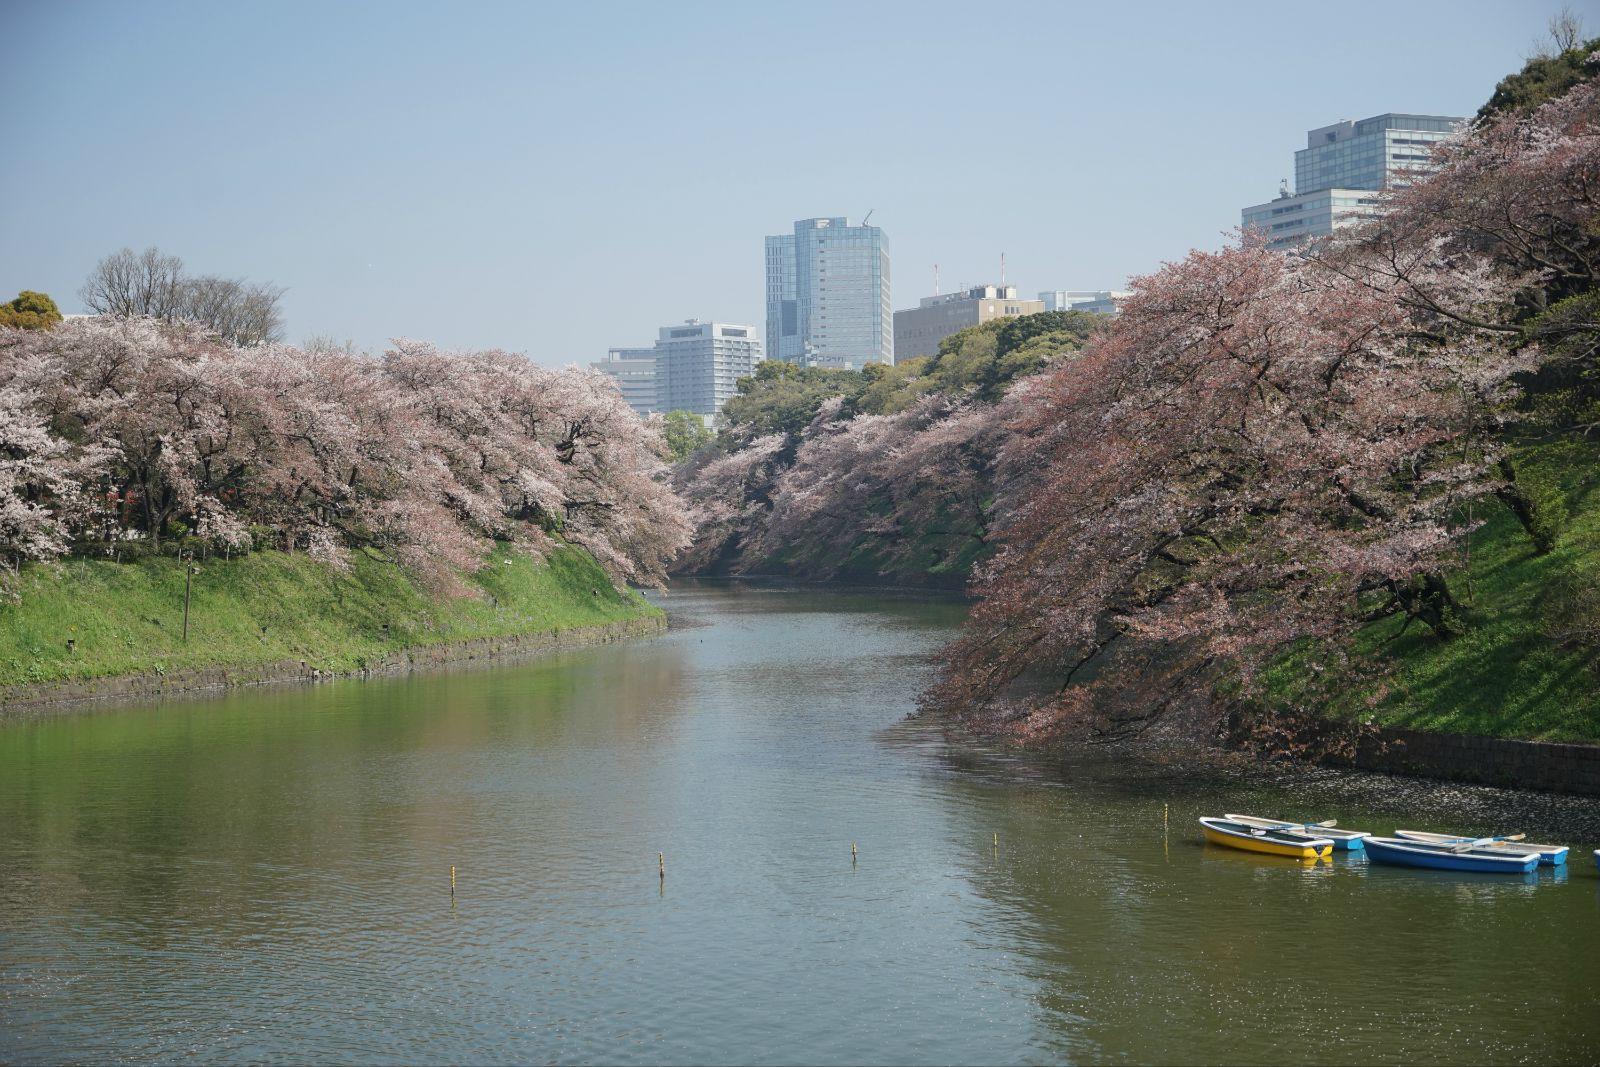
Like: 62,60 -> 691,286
1308,67 -> 1600,550
919,69 -> 1600,742
673,383 -> 1009,584
0,317 -> 691,592
0,366 -> 108,569
924,236 -> 1533,741
378,342 -> 691,587
1368,65 -> 1600,310
672,432 -> 788,574
743,394 -> 1004,579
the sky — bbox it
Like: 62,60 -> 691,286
1,0 -> 1588,365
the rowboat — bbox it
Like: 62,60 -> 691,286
1393,829 -> 1567,866
1200,817 -> 1333,860
1225,813 -> 1369,851
1364,836 -> 1538,874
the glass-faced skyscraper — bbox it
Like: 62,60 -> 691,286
1242,113 -> 1461,251
765,217 -> 892,369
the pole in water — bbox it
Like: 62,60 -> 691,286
450,865 -> 456,895
1163,803 -> 1169,831
658,852 -> 665,880
851,842 -> 858,861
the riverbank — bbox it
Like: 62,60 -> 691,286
1222,705 -> 1600,797
0,544 -> 663,713
673,517 -> 981,591
1260,436 -> 1600,746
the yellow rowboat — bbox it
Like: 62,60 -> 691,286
1225,813 -> 1370,851
1200,817 -> 1333,860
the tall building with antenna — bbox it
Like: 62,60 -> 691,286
765,216 -> 893,369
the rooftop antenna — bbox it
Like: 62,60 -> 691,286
1000,252 -> 1007,287
933,263 -> 940,296
1279,178 -> 1290,199
862,208 -> 875,226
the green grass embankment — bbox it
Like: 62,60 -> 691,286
0,544 -> 658,689
1272,436 -> 1600,743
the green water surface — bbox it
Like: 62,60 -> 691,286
2,582 -> 1597,1064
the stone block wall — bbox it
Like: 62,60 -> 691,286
1350,725 -> 1600,796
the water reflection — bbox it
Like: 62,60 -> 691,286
0,580 -> 1597,1065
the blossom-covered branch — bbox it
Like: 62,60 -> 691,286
0,318 -> 692,589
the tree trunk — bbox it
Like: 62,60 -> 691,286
1497,457 -> 1562,554
1394,572 -> 1466,639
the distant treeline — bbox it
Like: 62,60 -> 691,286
0,317 -> 691,592
672,310 -> 1101,585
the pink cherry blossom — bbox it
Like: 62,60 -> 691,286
0,318 -> 692,593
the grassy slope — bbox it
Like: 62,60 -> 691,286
0,544 -> 658,688
1275,436 -> 1600,743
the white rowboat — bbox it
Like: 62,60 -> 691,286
1393,829 -> 1567,866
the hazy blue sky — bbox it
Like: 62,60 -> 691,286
1,0 -> 1584,364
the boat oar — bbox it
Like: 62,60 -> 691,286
1247,819 -> 1336,838
1257,819 -> 1338,832
1449,833 -> 1525,853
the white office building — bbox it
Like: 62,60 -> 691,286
590,347 -> 659,417
1242,113 -> 1461,251
652,320 -> 762,416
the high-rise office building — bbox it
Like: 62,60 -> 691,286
1039,290 -> 1131,316
652,320 -> 763,416
766,216 -> 892,369
894,284 -> 1043,361
1242,113 -> 1461,251
590,347 -> 658,417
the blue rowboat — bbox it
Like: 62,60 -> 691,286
1394,829 -> 1567,866
1365,836 -> 1538,874
1226,813 -> 1369,851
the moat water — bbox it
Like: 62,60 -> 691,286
2,582 -> 1598,1064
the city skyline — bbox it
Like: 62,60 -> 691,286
0,1 -> 1570,366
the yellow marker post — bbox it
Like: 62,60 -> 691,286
450,865 -> 456,894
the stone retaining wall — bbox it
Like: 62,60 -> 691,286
1347,723 -> 1600,796
0,613 -> 667,718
